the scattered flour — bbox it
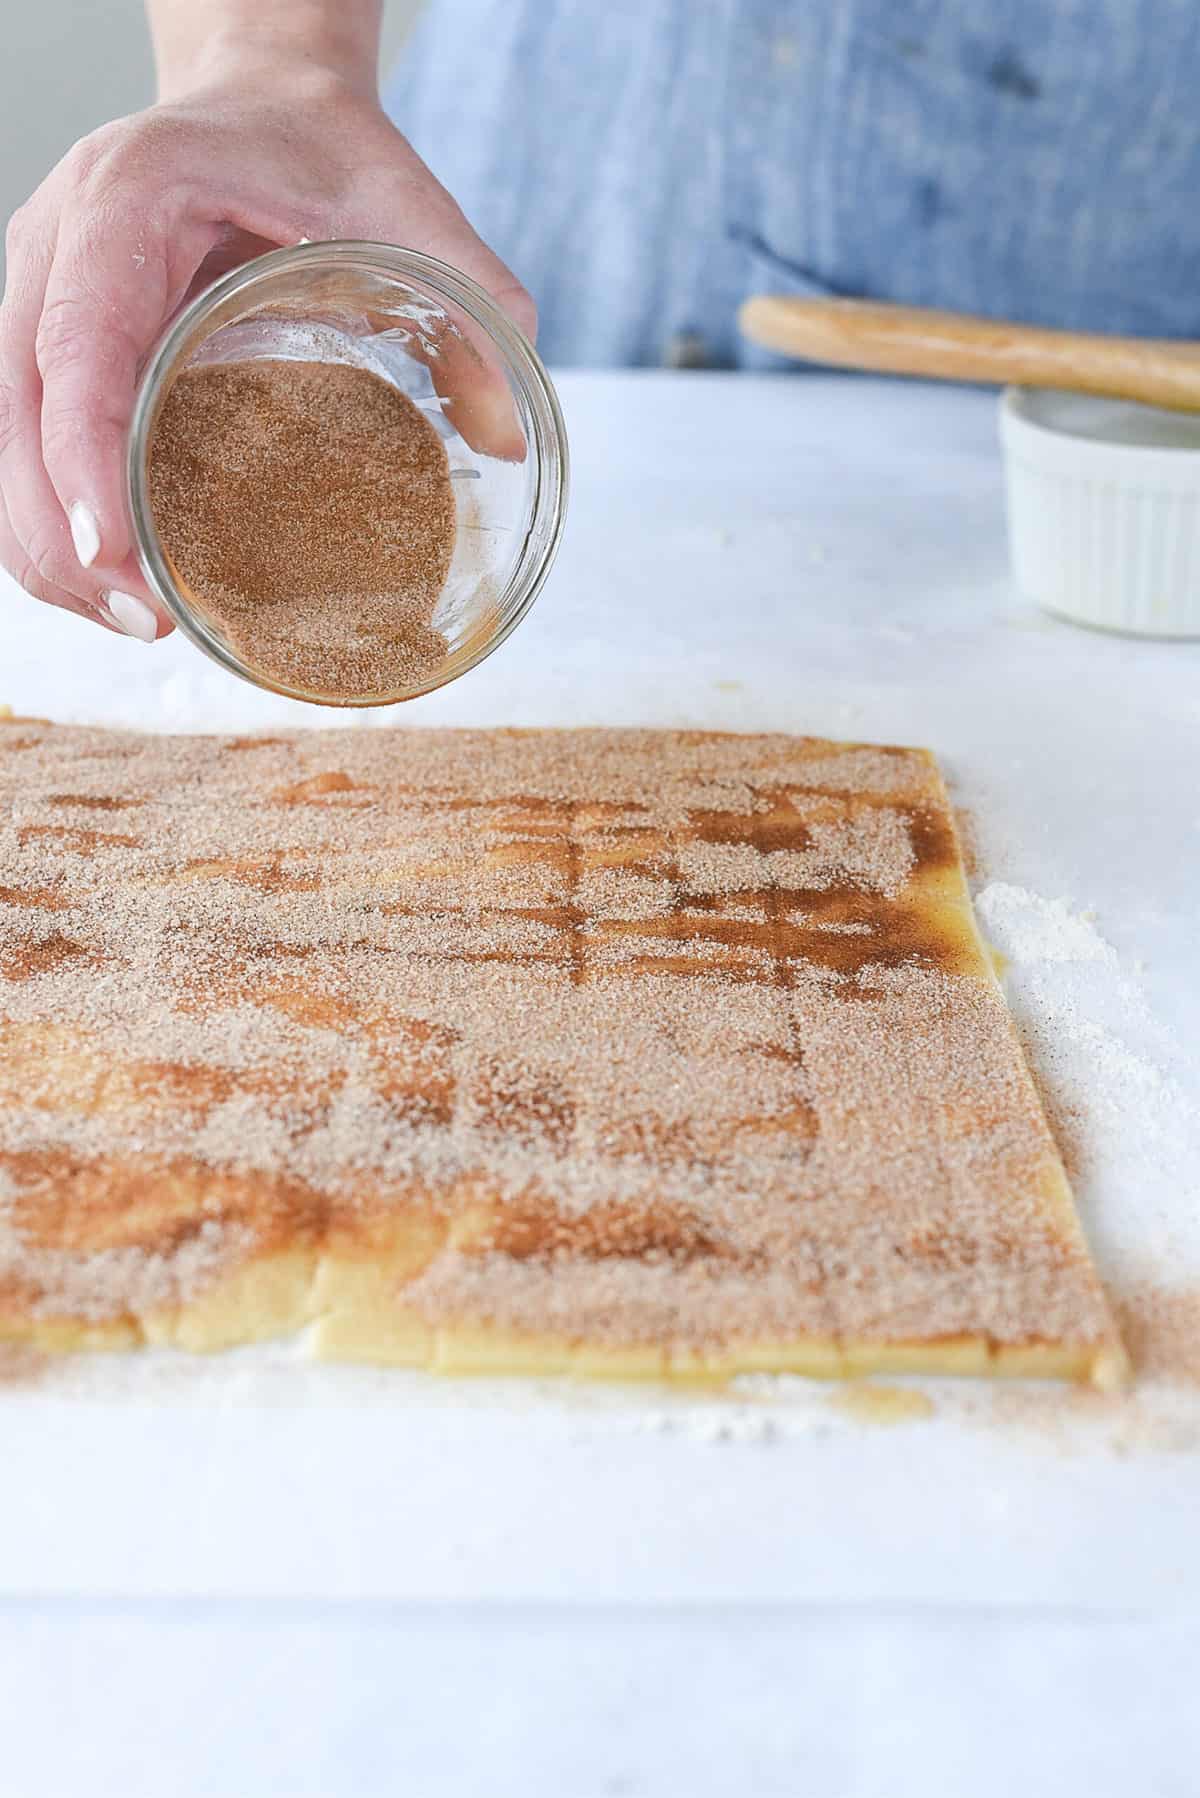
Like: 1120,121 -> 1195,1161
975,882 -> 1118,966
637,1407 -> 783,1446
974,881 -> 1200,1281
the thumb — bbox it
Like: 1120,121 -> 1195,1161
417,215 -> 538,464
341,176 -> 539,462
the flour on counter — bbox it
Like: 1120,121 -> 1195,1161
637,1407 -> 783,1445
974,881 -> 1200,1280
975,882 -> 1118,966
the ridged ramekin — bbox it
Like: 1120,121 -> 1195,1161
1000,386 -> 1200,639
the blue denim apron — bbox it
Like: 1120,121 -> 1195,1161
386,0 -> 1200,367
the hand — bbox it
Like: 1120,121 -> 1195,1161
0,71 -> 536,640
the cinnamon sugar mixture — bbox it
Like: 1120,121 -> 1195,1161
147,361 -> 456,700
0,720 -> 1122,1371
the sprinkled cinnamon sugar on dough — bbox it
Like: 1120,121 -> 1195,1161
0,719 -> 1124,1382
1117,1288 -> 1200,1386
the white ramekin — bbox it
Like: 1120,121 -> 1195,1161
1000,386 -> 1200,638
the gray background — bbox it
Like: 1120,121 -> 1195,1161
0,0 -> 422,268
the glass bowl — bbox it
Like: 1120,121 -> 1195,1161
126,241 -> 569,705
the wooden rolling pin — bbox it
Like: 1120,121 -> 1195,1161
739,295 -> 1200,413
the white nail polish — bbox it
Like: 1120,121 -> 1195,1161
104,590 -> 159,644
69,500 -> 101,569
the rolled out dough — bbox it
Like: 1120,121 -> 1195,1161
0,718 -> 1125,1385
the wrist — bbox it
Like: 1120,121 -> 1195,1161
157,49 -> 374,108
151,2 -> 382,106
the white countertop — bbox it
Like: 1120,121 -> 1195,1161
1,371 -> 1198,1796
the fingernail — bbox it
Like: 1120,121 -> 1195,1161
103,590 -> 159,644
69,500 -> 101,569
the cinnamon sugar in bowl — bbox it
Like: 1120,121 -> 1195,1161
127,243 -> 568,706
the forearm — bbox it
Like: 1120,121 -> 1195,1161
147,0 -> 384,102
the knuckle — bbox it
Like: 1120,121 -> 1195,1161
23,518 -> 73,590
34,295 -> 91,379
0,375 -> 20,461
59,139 -> 97,191
64,120 -> 127,192
7,552 -> 91,623
4,202 -> 32,262
68,194 -> 138,269
75,113 -> 169,208
41,389 -> 124,474
10,554 -> 49,604
39,405 -> 88,469
499,282 -> 537,340
36,291 -> 132,422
